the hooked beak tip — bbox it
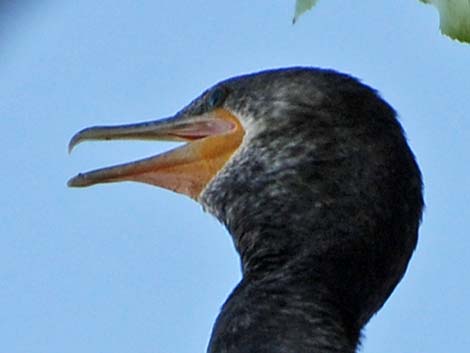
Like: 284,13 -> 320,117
68,130 -> 86,154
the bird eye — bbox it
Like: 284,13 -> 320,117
207,87 -> 229,109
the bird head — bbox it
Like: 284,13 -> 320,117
68,67 -> 424,345
69,68 -> 422,236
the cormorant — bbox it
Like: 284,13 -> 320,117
68,67 -> 423,353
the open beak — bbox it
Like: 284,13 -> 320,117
68,108 -> 244,200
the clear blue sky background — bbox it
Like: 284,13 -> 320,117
1,1 -> 469,352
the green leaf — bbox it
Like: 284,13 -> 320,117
420,0 -> 470,43
293,0 -> 319,24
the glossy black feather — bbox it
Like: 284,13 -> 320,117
185,68 -> 423,353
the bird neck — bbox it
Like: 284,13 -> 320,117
208,263 -> 360,353
200,109 -> 422,352
206,193 -> 400,353
208,217 -> 366,353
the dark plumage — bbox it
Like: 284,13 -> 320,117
200,68 -> 423,353
69,67 -> 423,353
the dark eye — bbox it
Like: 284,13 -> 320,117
207,87 -> 229,109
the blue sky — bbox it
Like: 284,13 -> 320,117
1,1 -> 469,352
